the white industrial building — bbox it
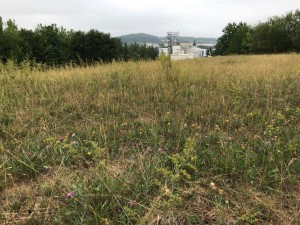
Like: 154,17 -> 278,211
190,46 -> 207,58
159,32 -> 208,60
159,48 -> 169,55
161,44 -> 207,60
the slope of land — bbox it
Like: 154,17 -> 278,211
119,33 -> 217,44
0,55 -> 300,224
119,33 -> 161,44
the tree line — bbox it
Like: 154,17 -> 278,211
214,10 -> 300,55
0,17 -> 158,66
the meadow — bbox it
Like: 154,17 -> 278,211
0,55 -> 300,224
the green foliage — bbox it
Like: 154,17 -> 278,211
0,19 -> 22,62
215,9 -> 300,55
0,18 -> 158,66
156,137 -> 197,191
215,22 -> 252,55
126,42 -> 158,61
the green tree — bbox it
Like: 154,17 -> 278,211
250,10 -> 300,54
0,17 -> 3,60
0,17 -> 157,65
289,10 -> 300,51
268,17 -> 291,53
84,29 -> 118,63
34,24 -> 70,65
0,17 -> 3,34
113,37 -> 123,61
206,47 -> 213,56
126,43 -> 158,61
0,19 -> 22,61
145,46 -> 158,60
122,42 -> 130,61
129,42 -> 140,61
19,29 -> 37,60
215,22 -> 252,55
69,30 -> 87,64
250,22 -> 272,53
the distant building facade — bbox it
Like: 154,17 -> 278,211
159,32 -> 209,60
159,48 -> 168,55
160,43 -> 207,60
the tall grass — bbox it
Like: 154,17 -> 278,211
0,55 -> 300,224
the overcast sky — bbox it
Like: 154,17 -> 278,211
1,0 -> 300,38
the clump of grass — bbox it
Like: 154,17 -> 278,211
1,55 -> 300,224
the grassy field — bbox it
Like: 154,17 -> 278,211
0,55 -> 300,224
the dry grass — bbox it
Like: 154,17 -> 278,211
0,54 -> 300,224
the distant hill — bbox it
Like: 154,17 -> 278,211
119,33 -> 217,45
119,33 -> 161,45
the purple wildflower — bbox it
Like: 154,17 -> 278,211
66,192 -> 73,199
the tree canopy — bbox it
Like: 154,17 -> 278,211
0,18 -> 158,65
215,9 -> 300,55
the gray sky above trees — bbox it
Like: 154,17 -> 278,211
1,0 -> 300,38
